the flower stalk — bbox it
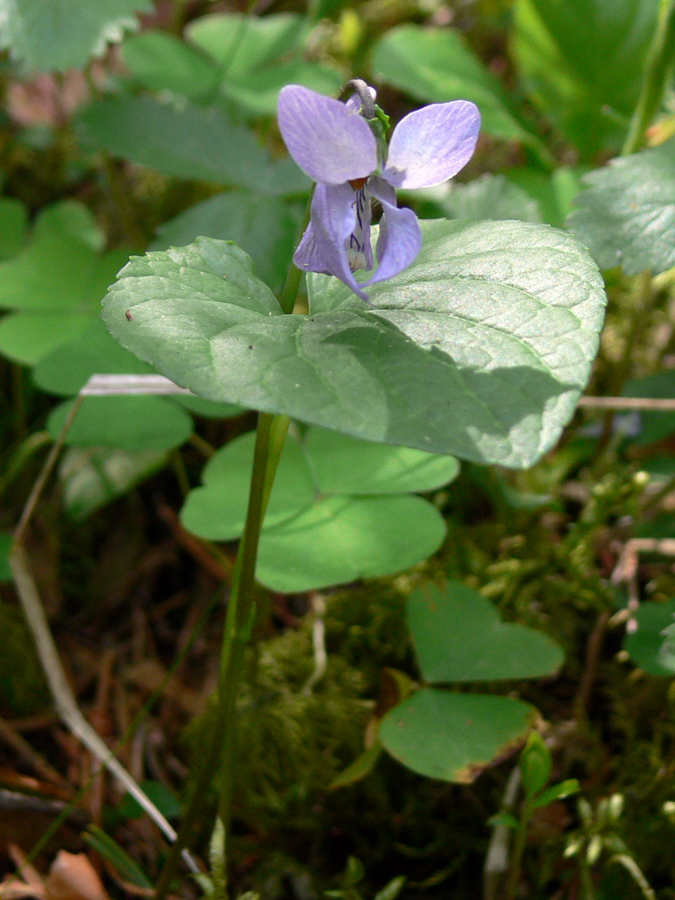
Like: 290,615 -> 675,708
155,252 -> 304,898
155,156 -> 315,900
156,80 -> 480,896
154,412 -> 290,900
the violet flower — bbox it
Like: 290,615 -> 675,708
277,82 -> 480,302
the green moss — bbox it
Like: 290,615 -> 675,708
185,613 -> 374,833
235,626 -> 370,830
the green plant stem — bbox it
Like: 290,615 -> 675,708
622,0 -> 675,155
215,411 -> 290,830
503,805 -> 530,900
188,432 -> 217,459
154,238 -> 304,897
579,854 -> 596,900
154,412 -> 289,900
279,261 -> 305,315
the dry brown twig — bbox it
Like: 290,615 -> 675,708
610,538 -> 675,628
579,396 -> 675,411
0,717 -> 68,789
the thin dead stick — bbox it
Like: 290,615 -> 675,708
11,376 -> 200,874
302,593 -> 327,695
0,716 -> 68,789
614,538 -> 675,568
573,610 -> 611,719
579,396 -> 675,411
81,374 -> 192,396
609,538 -> 675,629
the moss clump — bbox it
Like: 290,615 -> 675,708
184,603 -> 387,836
235,625 -> 370,831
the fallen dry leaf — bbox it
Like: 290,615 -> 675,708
44,852 -> 110,900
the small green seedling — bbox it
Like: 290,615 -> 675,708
491,732 -> 579,899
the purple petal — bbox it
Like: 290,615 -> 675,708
383,101 -> 481,190
278,85 -> 378,185
362,177 -> 422,286
293,219 -> 328,275
294,183 -> 370,300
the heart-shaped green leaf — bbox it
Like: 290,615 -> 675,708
0,204 -> 105,313
103,220 -> 606,468
181,426 -> 455,592
34,320 -> 153,396
182,427 -> 457,538
218,62 -> 343,118
305,428 -> 459,495
47,396 -> 193,452
182,431 -> 317,542
380,688 -> 537,782
187,12 -> 308,73
512,0 -> 657,156
567,140 -> 675,275
256,495 -> 446,593
0,202 -> 129,365
187,13 -> 342,115
0,0 -> 152,72
408,582 -> 563,682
